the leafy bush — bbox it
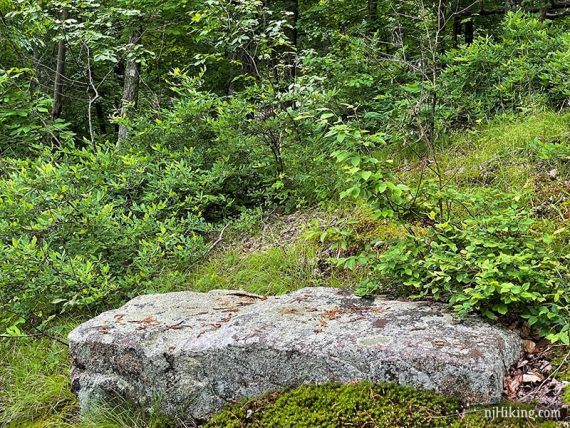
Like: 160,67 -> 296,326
0,143 -> 229,331
442,12 -> 570,123
328,122 -> 410,216
0,68 -> 72,157
135,71 -> 343,210
529,135 -> 570,162
355,188 -> 570,344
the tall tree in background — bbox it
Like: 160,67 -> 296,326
453,0 -> 570,44
287,0 -> 299,47
368,0 -> 379,33
51,8 -> 67,120
284,0 -> 299,78
117,28 -> 143,146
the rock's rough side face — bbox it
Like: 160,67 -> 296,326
69,287 -> 521,421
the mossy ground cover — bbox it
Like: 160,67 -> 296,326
206,382 -> 560,428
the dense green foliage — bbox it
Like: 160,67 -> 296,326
0,69 -> 72,157
317,114 -> 570,343
442,12 -> 570,122
359,189 -> 570,343
1,0 -> 570,425
0,143 -> 230,330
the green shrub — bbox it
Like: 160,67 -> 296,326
134,71 -> 343,211
0,143 -> 229,332
442,12 -> 570,124
0,68 -> 73,158
356,188 -> 570,343
529,135 -> 570,163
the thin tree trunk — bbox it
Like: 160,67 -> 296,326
51,8 -> 68,121
87,61 -> 107,136
29,47 -> 40,94
464,19 -> 474,45
453,16 -> 461,47
283,0 -> 299,79
289,0 -> 299,48
95,102 -> 107,134
539,0 -> 550,20
117,28 -> 143,146
368,0 -> 379,33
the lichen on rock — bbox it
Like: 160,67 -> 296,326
68,287 -> 522,423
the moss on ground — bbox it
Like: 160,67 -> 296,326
183,239 -> 361,296
394,111 -> 570,196
188,243 -> 330,295
206,382 -> 561,428
205,383 -> 461,428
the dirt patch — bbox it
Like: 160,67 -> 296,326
238,210 -> 333,254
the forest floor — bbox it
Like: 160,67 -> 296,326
1,111 -> 570,427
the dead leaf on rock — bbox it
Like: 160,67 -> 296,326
129,316 -> 160,330
166,321 -> 189,330
226,291 -> 266,300
322,306 -> 347,321
220,315 -> 233,323
130,316 -> 159,325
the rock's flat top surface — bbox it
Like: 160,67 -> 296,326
69,287 -> 521,421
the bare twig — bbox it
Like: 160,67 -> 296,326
519,349 -> 570,402
205,224 -> 230,257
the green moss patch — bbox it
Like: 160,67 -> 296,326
206,382 -> 561,428
206,382 -> 460,427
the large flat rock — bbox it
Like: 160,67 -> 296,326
69,287 -> 521,422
